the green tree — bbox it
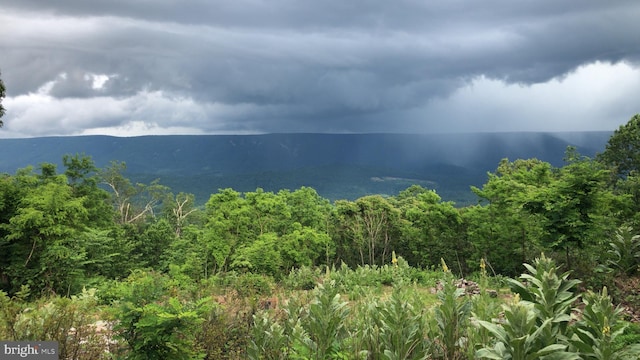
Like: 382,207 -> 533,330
469,159 -> 551,275
244,188 -> 291,236
524,150 -> 613,268
331,196 -> 401,267
135,218 -> 175,269
279,223 -> 333,270
331,199 -> 366,267
395,186 -> 467,271
63,154 -> 114,227
100,161 -> 168,224
282,187 -> 332,232
162,225 -> 210,280
597,115 -> 640,227
204,188 -> 253,273
355,195 -> 400,266
2,173 -> 89,294
231,232 -> 283,275
598,114 -> 640,179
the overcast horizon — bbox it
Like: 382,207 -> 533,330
1,1 -> 640,138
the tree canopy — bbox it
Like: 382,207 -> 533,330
598,113 -> 640,178
2,117 -> 640,295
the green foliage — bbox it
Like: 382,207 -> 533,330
531,150 -> 611,266
249,311 -> 290,360
231,232 -> 283,275
63,153 -> 114,227
1,288 -> 114,360
396,186 -> 468,272
468,158 -> 553,276
4,141 -> 640,359
603,226 -> 640,276
475,297 -> 578,360
214,271 -> 275,298
0,286 -> 29,340
507,254 -> 580,348
280,224 -> 333,270
282,265 -> 324,291
162,225 -> 210,280
1,172 -> 90,295
106,270 -> 207,359
115,297 -> 205,360
569,287 -> 640,360
135,217 -> 175,269
613,322 -> 640,354
430,269 -> 472,360
377,287 -> 430,360
475,254 -> 584,360
598,113 -> 640,178
331,195 -> 401,268
297,281 -> 351,359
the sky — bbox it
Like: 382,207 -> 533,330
1,1 -> 640,138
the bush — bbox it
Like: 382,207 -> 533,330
281,265 -> 322,291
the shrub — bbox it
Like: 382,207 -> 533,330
113,296 -> 205,360
282,265 -> 322,291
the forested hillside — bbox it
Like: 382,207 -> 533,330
0,132 -> 611,204
1,120 -> 640,359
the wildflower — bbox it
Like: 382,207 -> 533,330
392,251 -> 398,267
602,317 -> 611,336
441,258 -> 449,273
480,258 -> 487,276
512,293 -> 520,305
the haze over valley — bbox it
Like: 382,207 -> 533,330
0,131 -> 611,204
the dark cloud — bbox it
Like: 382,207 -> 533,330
1,1 -> 639,136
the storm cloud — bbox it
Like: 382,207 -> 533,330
1,0 -> 639,137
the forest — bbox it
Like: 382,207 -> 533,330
2,115 -> 640,359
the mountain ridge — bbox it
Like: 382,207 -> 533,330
0,132 -> 612,204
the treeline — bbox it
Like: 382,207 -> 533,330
2,115 -> 640,299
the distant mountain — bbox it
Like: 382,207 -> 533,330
0,132 -> 612,205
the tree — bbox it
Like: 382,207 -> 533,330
244,188 -> 291,236
0,70 -> 6,127
279,223 -> 332,270
281,187 -> 332,231
395,186 -> 467,271
2,173 -> 89,295
63,154 -> 114,227
135,218 -> 175,269
597,115 -> 640,227
598,114 -> 640,178
163,192 -> 199,237
204,189 -> 253,273
469,158 -> 552,275
332,196 -> 400,267
524,149 -> 613,269
100,161 -> 168,224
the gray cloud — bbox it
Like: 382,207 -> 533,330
1,1 -> 639,137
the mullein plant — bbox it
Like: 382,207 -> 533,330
507,254 -> 580,349
467,258 -> 502,358
248,311 -> 289,360
475,294 -> 579,360
475,254 -> 582,359
568,286 -> 640,360
376,285 -> 430,360
295,281 -> 351,359
430,258 -> 472,360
